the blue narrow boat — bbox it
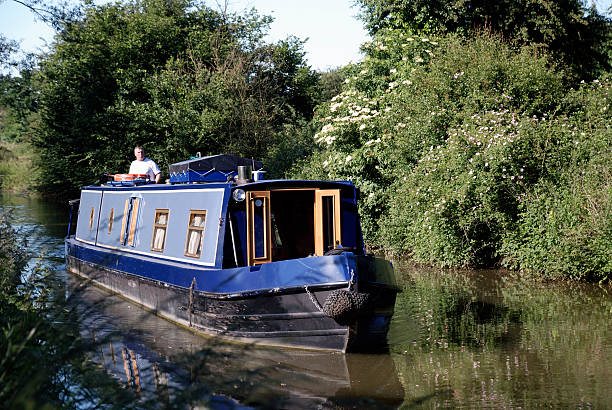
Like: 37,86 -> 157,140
65,154 -> 400,352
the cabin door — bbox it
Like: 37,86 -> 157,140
246,191 -> 272,265
314,189 -> 341,256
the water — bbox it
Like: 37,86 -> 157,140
2,193 -> 611,408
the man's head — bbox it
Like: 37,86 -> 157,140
134,146 -> 145,161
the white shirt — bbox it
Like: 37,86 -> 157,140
129,158 -> 161,181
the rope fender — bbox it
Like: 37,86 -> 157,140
322,289 -> 371,325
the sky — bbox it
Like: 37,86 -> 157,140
1,0 -> 611,72
0,0 -> 369,71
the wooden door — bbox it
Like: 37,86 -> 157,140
314,189 -> 341,256
246,191 -> 272,265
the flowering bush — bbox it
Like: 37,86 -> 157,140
382,110 -> 579,266
293,29 -> 610,280
501,81 -> 612,281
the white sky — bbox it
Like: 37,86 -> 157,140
1,0 -> 611,72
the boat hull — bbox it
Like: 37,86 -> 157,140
65,240 -> 398,352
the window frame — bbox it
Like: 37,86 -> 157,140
314,189 -> 342,256
184,210 -> 207,258
246,191 -> 272,266
150,209 -> 169,252
120,197 -> 140,247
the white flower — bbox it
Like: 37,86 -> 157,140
359,124 -> 366,130
390,68 -> 397,74
345,155 -> 352,163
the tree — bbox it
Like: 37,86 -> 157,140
33,0 -> 320,195
356,0 -> 612,80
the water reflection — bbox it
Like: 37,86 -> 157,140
68,276 -> 405,408
389,262 -> 612,408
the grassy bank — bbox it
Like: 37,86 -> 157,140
0,140 -> 38,194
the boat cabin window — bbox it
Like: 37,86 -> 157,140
89,207 -> 95,231
185,210 -> 206,258
120,197 -> 141,247
108,208 -> 114,234
151,209 -> 169,252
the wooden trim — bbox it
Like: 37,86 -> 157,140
127,198 -> 140,246
108,208 -> 114,234
246,191 -> 272,266
184,210 -> 207,258
150,209 -> 169,252
120,199 -> 129,244
265,188 -> 317,192
89,207 -> 95,231
314,189 -> 342,256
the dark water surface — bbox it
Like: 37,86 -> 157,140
3,193 -> 611,408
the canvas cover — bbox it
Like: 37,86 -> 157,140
168,154 -> 263,174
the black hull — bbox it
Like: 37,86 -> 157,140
66,255 -> 396,352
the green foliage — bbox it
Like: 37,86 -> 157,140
33,0 -> 320,196
501,81 -> 612,281
319,68 -> 346,102
0,140 -> 38,193
294,27 -> 610,280
294,30 -> 564,247
355,0 -> 612,80
0,210 -> 148,407
1,69 -> 38,142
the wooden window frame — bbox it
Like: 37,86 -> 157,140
314,189 -> 342,256
120,199 -> 129,244
127,198 -> 140,246
246,191 -> 272,266
120,197 -> 140,246
150,209 -> 169,252
184,210 -> 207,258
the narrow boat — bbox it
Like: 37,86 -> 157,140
65,154 -> 400,352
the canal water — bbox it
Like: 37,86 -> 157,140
2,193 -> 611,408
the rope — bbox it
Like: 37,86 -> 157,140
304,285 -> 324,313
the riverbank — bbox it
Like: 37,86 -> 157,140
0,140 -> 38,194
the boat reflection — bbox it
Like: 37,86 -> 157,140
68,276 -> 404,408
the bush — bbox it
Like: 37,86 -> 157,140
501,81 -> 612,282
293,28 -> 610,280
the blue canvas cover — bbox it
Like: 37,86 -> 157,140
168,154 -> 263,183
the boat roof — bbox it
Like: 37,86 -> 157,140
83,179 -> 356,192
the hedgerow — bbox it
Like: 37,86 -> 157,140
293,29 -> 611,281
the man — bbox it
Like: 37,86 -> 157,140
129,145 -> 161,183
